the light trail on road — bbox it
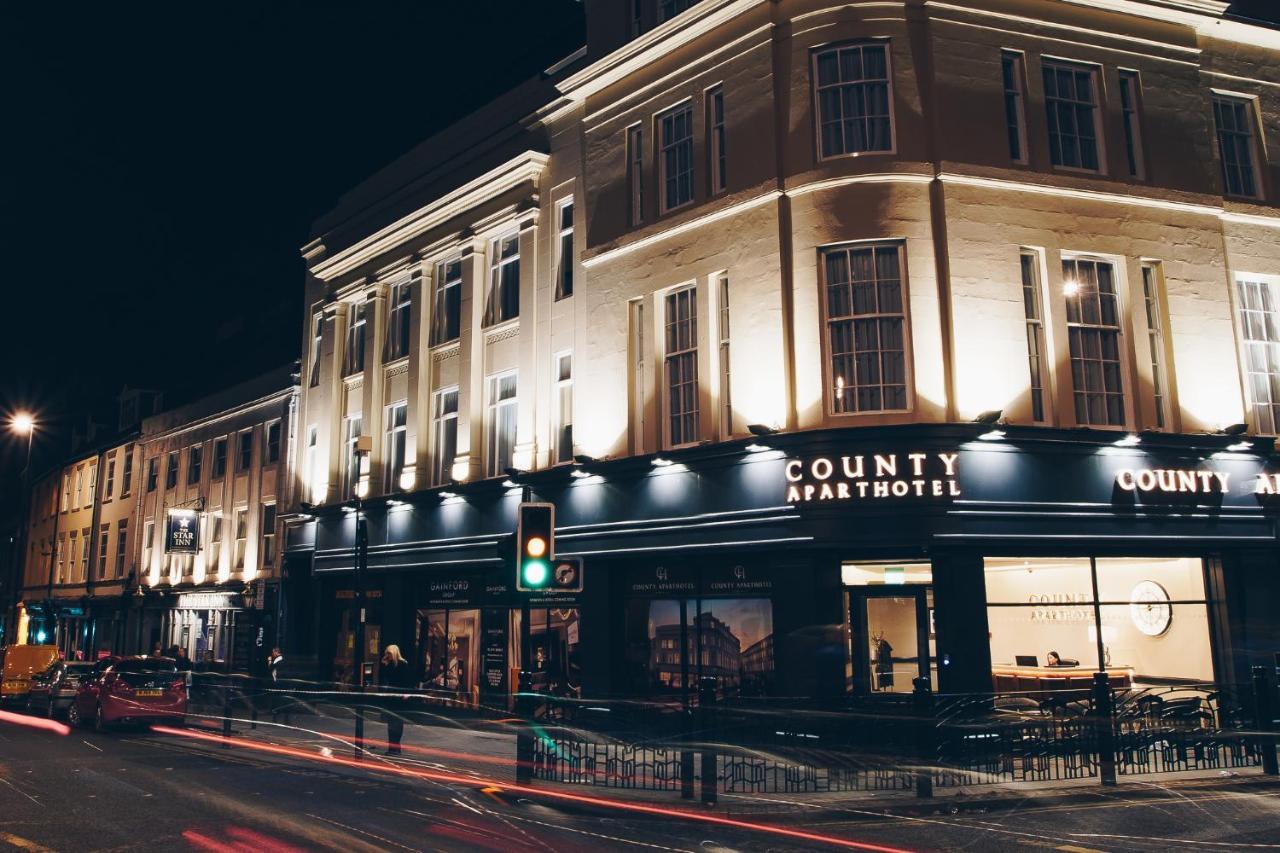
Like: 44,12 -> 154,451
151,724 -> 918,853
0,710 -> 70,736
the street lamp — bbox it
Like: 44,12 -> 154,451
9,412 -> 35,473
6,412 -> 36,645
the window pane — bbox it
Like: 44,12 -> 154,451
814,43 -> 892,158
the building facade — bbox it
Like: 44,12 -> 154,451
130,368 -> 296,670
284,0 -> 1280,705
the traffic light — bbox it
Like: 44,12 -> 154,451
516,503 -> 554,591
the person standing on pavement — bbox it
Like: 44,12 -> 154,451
267,647 -> 287,722
380,645 -> 412,755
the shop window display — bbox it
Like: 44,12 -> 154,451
985,557 -> 1213,690
639,598 -> 774,699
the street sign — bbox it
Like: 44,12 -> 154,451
549,555 -> 583,593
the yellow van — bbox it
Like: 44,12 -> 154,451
1,645 -> 61,704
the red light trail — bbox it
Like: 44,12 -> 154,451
0,709 -> 70,736
152,725 -> 916,853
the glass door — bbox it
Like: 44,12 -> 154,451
851,587 -> 931,694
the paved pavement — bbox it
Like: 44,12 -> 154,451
2,706 -> 1279,852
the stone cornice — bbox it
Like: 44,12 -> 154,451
307,151 -> 549,283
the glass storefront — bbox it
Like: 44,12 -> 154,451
842,562 -> 936,694
985,556 -> 1214,690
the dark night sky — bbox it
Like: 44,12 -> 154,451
0,0 -> 1276,504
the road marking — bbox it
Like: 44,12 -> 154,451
0,778 -> 41,808
81,740 -> 102,752
1072,835 -> 1280,849
473,807 -> 692,851
0,831 -> 54,852
304,813 -> 417,852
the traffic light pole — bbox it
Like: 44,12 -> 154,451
353,499 -> 368,759
516,485 -> 534,783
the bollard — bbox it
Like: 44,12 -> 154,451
913,677 -> 935,798
1253,665 -> 1278,776
1092,671 -> 1116,786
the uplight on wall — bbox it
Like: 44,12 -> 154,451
399,467 -> 416,491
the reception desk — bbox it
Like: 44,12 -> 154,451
991,664 -> 1133,695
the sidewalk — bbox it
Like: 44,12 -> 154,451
175,702 -> 1280,821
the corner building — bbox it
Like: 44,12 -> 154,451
286,0 -> 1280,707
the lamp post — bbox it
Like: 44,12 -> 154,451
7,413 -> 36,644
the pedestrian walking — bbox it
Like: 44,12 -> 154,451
267,647 -> 287,723
380,645 -> 413,755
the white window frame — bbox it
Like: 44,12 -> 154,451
812,41 -> 896,161
342,415 -> 363,499
80,526 -> 90,581
384,401 -> 408,493
1140,261 -> 1172,430
820,241 -> 913,415
212,436 -> 228,479
121,449 -> 133,497
165,450 -> 179,489
1019,249 -> 1051,424
343,299 -> 367,376
234,508 -> 248,570
386,275 -> 413,361
1118,69 -> 1145,179
717,273 -> 732,437
553,352 -> 574,464
1001,50 -> 1029,165
630,298 -> 647,454
86,462 -> 96,507
104,452 -> 116,501
207,513 -> 223,576
1212,91 -> 1263,200
627,124 -> 645,226
73,466 -> 83,509
309,312 -> 323,387
114,519 -> 128,578
1041,57 -> 1106,174
98,524 -> 109,580
657,100 -> 695,214
1233,274 -> 1280,435
261,503 -> 277,567
61,473 -> 69,512
431,387 -> 459,486
237,429 -> 253,473
485,371 -> 518,477
1062,254 -> 1128,428
431,257 -> 462,346
707,84 -> 726,194
187,444 -> 203,485
555,198 -> 575,301
55,534 -> 65,584
265,420 -> 282,465
143,520 -> 155,577
663,283 -> 700,448
485,232 -> 521,327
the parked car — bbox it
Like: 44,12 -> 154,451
1,645 -> 60,707
69,657 -> 186,731
26,660 -> 97,718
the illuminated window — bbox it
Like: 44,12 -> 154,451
212,436 -> 227,479
65,531 -> 75,584
664,284 -> 699,446
556,200 -> 574,301
431,258 -> 462,346
1020,251 -> 1048,423
485,233 -> 520,326
104,452 -> 116,501
630,298 -> 647,453
261,503 -> 277,567
627,125 -> 645,226
431,387 -> 459,486
486,372 -> 518,477
1001,51 -> 1027,164
343,300 -> 367,376
73,466 -> 83,508
554,353 -> 573,463
717,274 -> 732,437
114,519 -> 128,578
187,445 -> 203,485
265,420 -> 281,465
237,430 -> 253,472
708,86 -> 726,194
304,426 -> 319,500
86,462 -> 96,507
234,508 -> 248,570
309,312 -> 323,387
823,242 -> 908,414
1140,263 -> 1171,430
658,102 -> 694,212
1213,94 -> 1261,199
207,514 -> 223,573
384,401 -> 408,492
1063,257 -> 1125,426
387,276 -> 412,360
1042,59 -> 1102,172
165,450 -> 179,490
1118,70 -> 1145,179
61,473 -> 69,512
142,520 -> 154,575
98,524 -> 109,580
342,415 -> 363,498
814,42 -> 893,158
1235,277 -> 1280,435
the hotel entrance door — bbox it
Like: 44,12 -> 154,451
850,587 -> 932,695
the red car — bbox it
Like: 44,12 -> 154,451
69,656 -> 186,731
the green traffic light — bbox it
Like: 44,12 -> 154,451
522,559 -> 549,588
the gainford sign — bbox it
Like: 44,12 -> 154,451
785,451 -> 960,504
165,509 -> 200,554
